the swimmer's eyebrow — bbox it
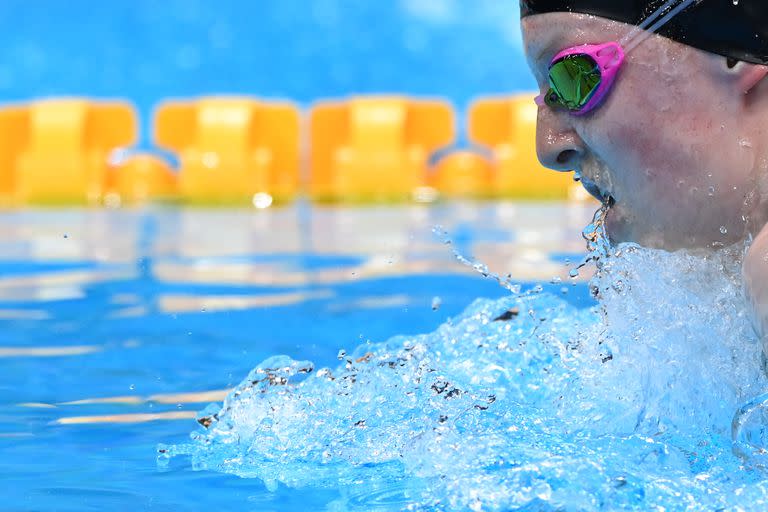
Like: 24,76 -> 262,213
534,36 -> 562,66
531,42 -> 559,82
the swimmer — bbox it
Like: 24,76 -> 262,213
520,1 -> 768,348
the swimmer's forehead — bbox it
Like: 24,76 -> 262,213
522,1 -> 768,65
523,13 -> 633,65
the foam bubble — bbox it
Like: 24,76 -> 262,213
161,206 -> 768,510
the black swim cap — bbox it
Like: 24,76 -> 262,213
521,0 -> 768,65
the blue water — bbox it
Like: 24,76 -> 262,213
0,203 -> 593,510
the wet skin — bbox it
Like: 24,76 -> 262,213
524,13 -> 768,250
523,12 -> 768,345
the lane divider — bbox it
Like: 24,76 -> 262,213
0,94 -> 587,206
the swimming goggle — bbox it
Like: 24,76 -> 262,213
535,0 -> 700,116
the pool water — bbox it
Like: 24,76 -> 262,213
1,202 -> 594,511
163,205 -> 768,511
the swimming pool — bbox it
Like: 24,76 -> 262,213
11,1 -> 768,510
1,202 -> 595,510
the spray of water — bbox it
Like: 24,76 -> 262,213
160,202 -> 768,510
430,223 -> 522,294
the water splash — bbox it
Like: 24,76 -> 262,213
431,224 -> 522,294
161,204 -> 768,510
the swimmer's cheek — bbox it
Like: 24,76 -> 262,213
743,226 -> 768,348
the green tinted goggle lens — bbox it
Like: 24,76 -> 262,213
545,54 -> 602,110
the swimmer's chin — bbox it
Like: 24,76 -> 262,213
578,176 -> 670,248
604,205 -> 631,246
603,205 -> 661,248
604,207 -> 734,251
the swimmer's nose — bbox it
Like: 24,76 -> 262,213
535,108 -> 585,172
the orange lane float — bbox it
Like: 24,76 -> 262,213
428,150 -> 494,199
106,153 -> 177,205
153,96 -> 300,205
14,99 -> 137,205
310,96 -> 454,201
0,106 -> 28,206
468,94 -> 580,199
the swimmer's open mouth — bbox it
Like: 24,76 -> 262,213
578,176 -> 615,206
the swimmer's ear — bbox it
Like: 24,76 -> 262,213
725,59 -> 768,95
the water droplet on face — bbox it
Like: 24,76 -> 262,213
720,226 -> 728,234
708,186 -> 716,196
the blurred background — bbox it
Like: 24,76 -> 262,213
0,0 -> 534,142
0,4 -> 599,510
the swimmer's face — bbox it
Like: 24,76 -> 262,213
524,13 -> 766,250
